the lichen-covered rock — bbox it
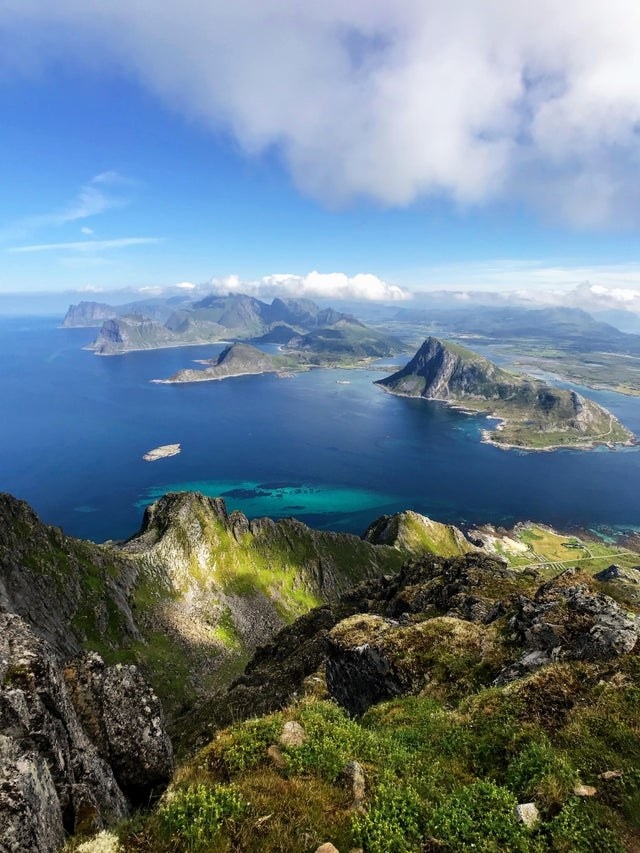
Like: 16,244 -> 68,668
0,613 -> 128,852
496,569 -> 640,682
0,735 -> 65,853
64,653 -> 174,803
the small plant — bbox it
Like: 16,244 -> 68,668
282,700 -> 377,781
352,778 -> 426,853
548,798 -> 624,853
158,783 -> 247,851
213,716 -> 283,775
427,780 -> 538,852
505,737 -> 577,807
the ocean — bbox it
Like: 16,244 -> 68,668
2,315 -> 640,543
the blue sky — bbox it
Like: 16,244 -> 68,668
2,1 -> 640,308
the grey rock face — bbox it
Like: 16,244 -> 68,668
64,654 -> 174,804
0,613 -> 128,851
496,569 -> 640,683
0,735 -> 65,853
0,613 -> 173,851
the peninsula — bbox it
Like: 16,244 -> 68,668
154,343 -> 287,383
376,337 -> 634,450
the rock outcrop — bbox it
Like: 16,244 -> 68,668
0,613 -> 173,852
496,568 -> 640,682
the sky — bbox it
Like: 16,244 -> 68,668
1,1 -> 640,308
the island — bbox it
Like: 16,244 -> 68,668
376,336 -> 635,450
142,443 -> 181,461
153,343 -> 289,383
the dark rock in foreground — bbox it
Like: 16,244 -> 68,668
0,613 -> 173,853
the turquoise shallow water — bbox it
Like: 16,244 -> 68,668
135,480 -> 401,520
2,315 -> 640,542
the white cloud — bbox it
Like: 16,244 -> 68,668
209,270 -> 410,302
175,281 -> 196,289
80,226 -> 94,236
3,2 -> 640,225
407,260 -> 640,314
8,237 -> 161,253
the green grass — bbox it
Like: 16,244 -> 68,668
118,659 -> 640,852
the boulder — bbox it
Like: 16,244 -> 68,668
514,802 -> 539,827
279,721 -> 307,748
64,653 -> 174,803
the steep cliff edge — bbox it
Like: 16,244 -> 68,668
0,613 -> 173,853
377,337 -> 634,449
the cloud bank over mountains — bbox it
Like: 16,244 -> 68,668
210,271 -> 410,302
3,0 -> 640,226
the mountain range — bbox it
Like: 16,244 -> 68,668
63,294 -> 402,361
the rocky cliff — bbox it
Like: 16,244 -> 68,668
0,612 -> 173,853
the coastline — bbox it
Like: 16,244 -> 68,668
376,383 -> 635,453
85,339 -> 235,356
151,366 -> 282,384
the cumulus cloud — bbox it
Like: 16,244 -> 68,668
209,271 -> 410,301
2,1 -> 640,226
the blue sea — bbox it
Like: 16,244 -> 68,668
2,315 -> 640,543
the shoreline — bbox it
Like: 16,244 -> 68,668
151,366 -> 282,384
85,339 -> 235,356
375,383 -> 635,453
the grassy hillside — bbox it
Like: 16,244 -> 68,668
96,549 -> 640,853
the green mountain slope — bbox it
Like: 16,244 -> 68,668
120,550 -> 640,853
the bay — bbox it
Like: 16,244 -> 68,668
1,315 -> 640,543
